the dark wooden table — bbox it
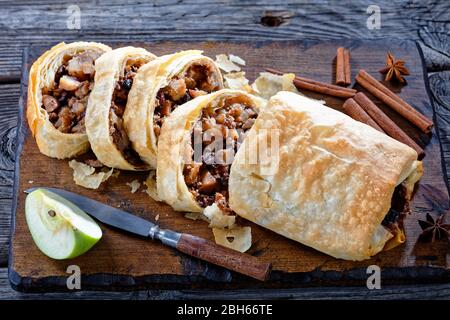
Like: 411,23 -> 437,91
0,0 -> 449,299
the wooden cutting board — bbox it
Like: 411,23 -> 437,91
9,40 -> 450,292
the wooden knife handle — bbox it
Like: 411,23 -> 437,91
176,233 -> 272,281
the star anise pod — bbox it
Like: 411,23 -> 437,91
418,213 -> 450,242
379,52 -> 410,83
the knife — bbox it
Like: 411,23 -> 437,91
25,187 -> 272,281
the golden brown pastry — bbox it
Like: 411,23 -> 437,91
27,42 -> 111,159
156,89 -> 265,215
229,91 -> 423,261
124,50 -> 223,168
85,47 -> 156,170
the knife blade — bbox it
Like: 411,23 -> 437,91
27,187 -> 154,237
24,187 -> 272,281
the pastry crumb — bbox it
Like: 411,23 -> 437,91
229,54 -> 246,66
203,203 -> 236,228
126,179 -> 140,193
69,160 -> 113,189
252,72 -> 300,100
143,171 -> 161,201
215,54 -> 241,73
223,71 -> 254,93
212,227 -> 252,252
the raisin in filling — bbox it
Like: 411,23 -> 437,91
41,51 -> 101,133
183,95 -> 258,212
382,184 -> 411,235
153,63 -> 222,137
109,59 -> 148,166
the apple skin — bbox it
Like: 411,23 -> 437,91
25,188 -> 102,260
65,230 -> 102,260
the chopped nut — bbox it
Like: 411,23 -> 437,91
184,163 -> 201,186
54,107 -> 74,133
188,89 -> 207,98
67,51 -> 98,78
184,77 -> 196,89
198,170 -> 217,193
59,75 -> 82,91
242,118 -> 255,129
42,95 -> 59,113
165,78 -> 187,101
74,81 -> 90,98
161,100 -> 172,117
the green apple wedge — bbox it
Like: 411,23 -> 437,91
25,188 -> 102,260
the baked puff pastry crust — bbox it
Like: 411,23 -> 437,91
27,42 -> 111,159
86,47 -> 156,170
157,89 -> 265,213
124,50 -> 223,168
229,91 -> 422,261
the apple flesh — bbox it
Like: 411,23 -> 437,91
25,188 -> 102,259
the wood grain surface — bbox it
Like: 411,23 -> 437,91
0,1 -> 449,82
8,40 -> 449,292
0,0 -> 449,299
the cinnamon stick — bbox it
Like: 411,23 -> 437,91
336,47 -> 351,86
265,67 -> 356,98
353,92 -> 425,159
344,49 -> 351,85
359,69 -> 431,124
292,78 -> 355,98
336,47 -> 346,86
342,98 -> 384,132
356,70 -> 433,133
